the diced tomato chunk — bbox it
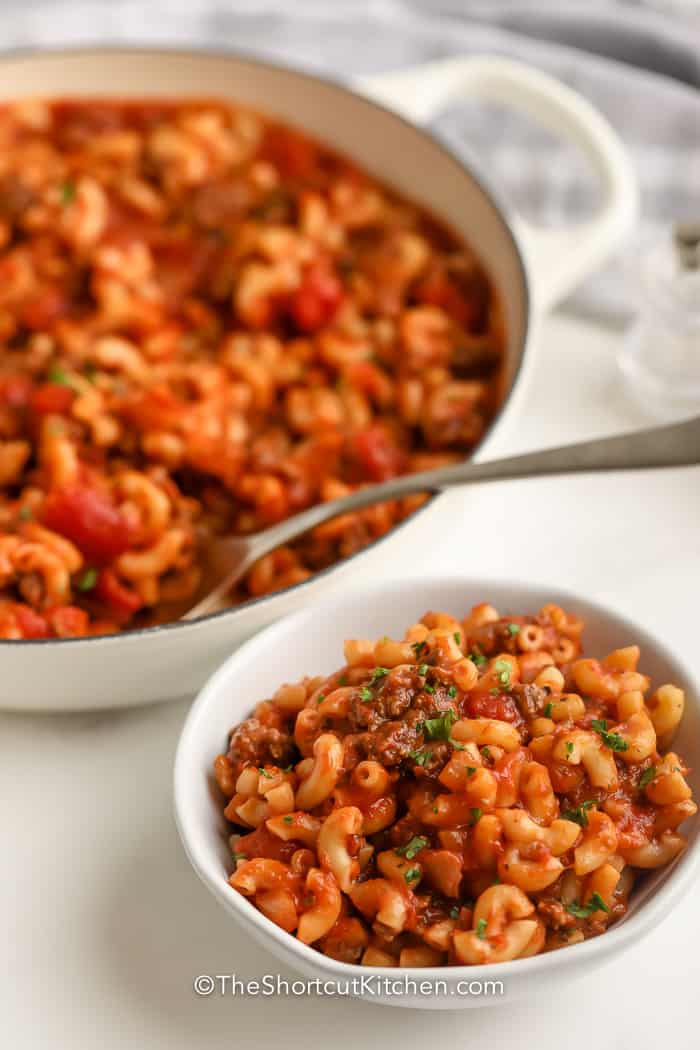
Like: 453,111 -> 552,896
0,374 -> 33,407
232,825 -> 298,864
30,382 -> 74,416
45,605 -> 90,638
20,286 -> 68,330
261,126 -> 317,179
94,569 -> 142,620
463,690 -> 521,724
14,604 -> 50,639
42,486 -> 132,565
348,424 -> 405,482
289,267 -> 343,333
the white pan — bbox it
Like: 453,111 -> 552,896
0,48 -> 637,710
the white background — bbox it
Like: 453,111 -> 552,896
2,310 -> 699,1048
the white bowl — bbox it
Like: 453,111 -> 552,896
174,577 -> 700,1008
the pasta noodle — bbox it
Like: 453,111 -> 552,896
216,601 -> 696,967
0,98 -> 505,637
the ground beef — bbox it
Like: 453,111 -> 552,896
227,716 -> 296,776
537,899 -> 576,930
511,681 -> 549,720
361,719 -> 423,766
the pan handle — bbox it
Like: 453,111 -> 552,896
356,56 -> 638,312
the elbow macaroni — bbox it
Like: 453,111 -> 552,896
0,96 -> 505,639
216,601 -> 696,968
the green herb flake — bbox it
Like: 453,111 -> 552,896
481,747 -> 492,761
75,567 -> 99,592
565,892 -> 610,919
466,766 -> 477,777
422,710 -> 457,741
447,684 -> 458,698
369,667 -> 390,686
493,659 -> 512,689
404,867 -> 421,884
359,687 -> 373,702
395,835 -> 429,860
639,765 -> 657,789
59,179 -> 76,204
476,918 -> 488,939
544,702 -> 554,718
411,640 -> 427,658
316,694 -> 326,705
283,815 -> 293,825
453,632 -> 462,646
506,623 -> 520,636
338,675 -> 348,686
469,652 -> 487,668
417,663 -> 429,677
591,718 -> 628,753
17,506 -> 33,521
470,807 -> 482,825
409,748 -> 430,767
423,682 -> 436,695
565,741 -> 574,758
561,800 -> 595,827
47,364 -> 73,387
449,905 -> 460,919
258,767 -> 273,778
232,851 -> 247,863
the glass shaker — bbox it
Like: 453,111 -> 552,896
618,223 -> 700,419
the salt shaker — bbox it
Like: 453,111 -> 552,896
618,223 -> 700,419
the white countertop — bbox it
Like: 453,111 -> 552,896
2,311 -> 698,1048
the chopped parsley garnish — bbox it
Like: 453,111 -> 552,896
453,632 -> 462,646
466,767 -> 477,776
404,867 -> 421,884
369,667 -> 390,686
565,893 -> 610,919
469,652 -> 487,668
449,905 -> 460,919
359,687 -> 373,702
18,506 -> 33,521
506,623 -> 520,636
316,694 -> 325,705
411,640 -> 427,658
395,836 -> 428,860
417,663 -> 429,677
232,851 -> 247,862
423,683 -> 436,695
258,768 -> 273,778
481,747 -> 492,761
409,748 -> 430,766
75,567 -> 98,592
639,765 -> 657,789
60,179 -> 76,203
565,741 -> 574,758
470,807 -> 482,825
283,815 -> 293,825
544,702 -> 554,718
476,918 -> 488,939
561,800 -> 595,827
422,710 -> 457,741
47,364 -> 73,387
338,675 -> 348,685
493,659 -> 512,689
447,684 -> 458,698
591,718 -> 628,752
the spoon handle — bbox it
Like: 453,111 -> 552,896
246,415 -> 700,562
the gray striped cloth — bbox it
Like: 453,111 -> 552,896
3,0 -> 700,322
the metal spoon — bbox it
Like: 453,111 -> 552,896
182,414 -> 700,620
